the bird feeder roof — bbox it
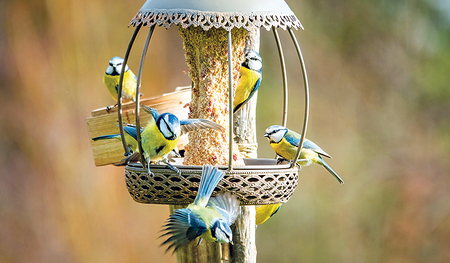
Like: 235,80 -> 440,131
129,0 -> 303,31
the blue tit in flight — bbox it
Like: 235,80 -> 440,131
255,204 -> 282,225
233,50 -> 262,114
264,125 -> 344,184
103,56 -> 138,103
161,165 -> 240,252
124,105 -> 225,174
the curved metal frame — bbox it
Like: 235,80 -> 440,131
117,24 -> 142,156
272,28 -> 289,127
116,25 -> 309,173
288,27 -> 309,167
135,25 -> 156,170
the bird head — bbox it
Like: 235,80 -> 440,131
106,56 -> 129,76
210,219 -> 233,244
242,50 -> 262,73
264,125 -> 288,144
157,113 -> 181,141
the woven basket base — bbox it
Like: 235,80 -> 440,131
125,160 -> 299,205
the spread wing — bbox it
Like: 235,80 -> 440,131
160,208 -> 207,253
207,192 -> 240,225
180,119 -> 225,135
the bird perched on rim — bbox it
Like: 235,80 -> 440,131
161,165 -> 240,252
103,56 -> 139,104
255,204 -> 282,225
264,125 -> 344,184
233,50 -> 262,114
124,105 -> 225,174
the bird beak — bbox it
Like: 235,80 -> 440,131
263,133 -> 269,138
230,240 -> 234,245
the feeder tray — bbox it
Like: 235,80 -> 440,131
125,159 -> 299,205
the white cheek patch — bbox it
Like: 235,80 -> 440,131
250,60 -> 262,72
159,119 -> 171,138
271,130 -> 284,143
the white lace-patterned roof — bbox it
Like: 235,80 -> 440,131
129,0 -> 303,31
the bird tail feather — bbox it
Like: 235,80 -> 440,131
194,165 -> 225,207
318,157 -> 344,184
92,134 -> 119,141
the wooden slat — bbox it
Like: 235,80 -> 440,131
86,87 -> 191,166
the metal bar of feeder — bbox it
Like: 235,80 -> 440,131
273,27 -> 288,127
118,24 -> 142,155
288,27 -> 310,167
227,30 -> 234,171
136,25 -> 156,169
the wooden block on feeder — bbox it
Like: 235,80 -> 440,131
86,87 -> 191,166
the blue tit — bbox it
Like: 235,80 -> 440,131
161,165 -> 240,252
264,125 -> 344,184
255,204 -> 282,225
103,56 -> 138,103
233,50 -> 262,114
124,105 -> 225,173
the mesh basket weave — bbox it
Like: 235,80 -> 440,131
125,161 -> 299,205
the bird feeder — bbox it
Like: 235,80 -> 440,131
92,0 -> 310,261
122,0 -> 309,205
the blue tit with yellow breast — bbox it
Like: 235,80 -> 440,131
126,105 -> 225,174
103,56 -> 138,103
264,125 -> 344,184
255,204 -> 282,225
161,165 -> 240,252
233,50 -> 262,114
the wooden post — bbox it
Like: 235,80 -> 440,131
231,28 -> 260,263
174,26 -> 248,263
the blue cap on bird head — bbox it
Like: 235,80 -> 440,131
158,113 -> 181,140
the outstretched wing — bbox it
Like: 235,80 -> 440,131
207,192 -> 240,225
160,208 -> 207,253
179,119 -> 225,135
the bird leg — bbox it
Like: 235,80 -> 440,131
162,156 -> 181,176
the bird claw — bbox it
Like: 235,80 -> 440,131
105,104 -> 118,113
276,157 -> 289,165
166,163 -> 182,176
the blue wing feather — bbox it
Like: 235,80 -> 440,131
161,208 -> 207,252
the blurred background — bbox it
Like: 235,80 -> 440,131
1,0 -> 449,262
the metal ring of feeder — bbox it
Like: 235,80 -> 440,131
125,162 -> 299,205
